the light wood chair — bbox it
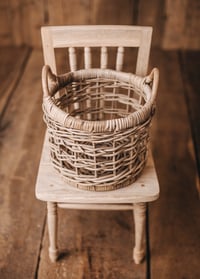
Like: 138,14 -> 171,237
35,25 -> 159,264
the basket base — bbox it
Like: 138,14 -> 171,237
53,163 -> 147,192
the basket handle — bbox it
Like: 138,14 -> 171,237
144,68 -> 159,102
42,65 -> 59,98
42,65 -> 75,98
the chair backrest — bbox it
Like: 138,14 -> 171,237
41,25 -> 152,76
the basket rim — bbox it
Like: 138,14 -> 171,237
42,66 -> 159,132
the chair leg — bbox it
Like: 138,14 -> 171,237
47,202 -> 58,262
133,202 -> 146,264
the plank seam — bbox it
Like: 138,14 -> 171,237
34,215 -> 47,279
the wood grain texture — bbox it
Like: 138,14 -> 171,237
180,51 -> 200,194
38,209 -> 146,279
184,0 -> 200,49
1,0 -> 200,49
10,0 -> 22,46
162,0 -> 200,49
149,49 -> 200,278
28,0 -> 45,47
90,0 -> 134,25
0,50 -> 46,278
137,0 -> 165,47
162,0 -> 187,49
0,46 -> 30,123
0,2 -> 12,46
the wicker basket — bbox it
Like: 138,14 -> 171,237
42,66 -> 159,191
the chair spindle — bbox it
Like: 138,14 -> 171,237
100,47 -> 108,69
116,46 -> 124,71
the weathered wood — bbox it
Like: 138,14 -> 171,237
162,0 -> 186,49
1,0 -> 200,49
38,209 -> 146,278
149,49 -> 200,278
45,0 -> 64,26
0,46 -> 30,122
28,1 -> 45,47
90,0 -> 134,25
162,0 -> 200,49
10,0 -> 23,46
0,2 -> 12,46
0,50 -> 46,278
180,51 -> 200,194
137,0 -> 165,47
184,0 -> 200,49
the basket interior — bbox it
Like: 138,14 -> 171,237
54,76 -> 147,121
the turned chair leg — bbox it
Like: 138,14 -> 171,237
47,202 -> 58,262
133,202 -> 147,264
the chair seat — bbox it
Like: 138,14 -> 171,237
35,133 -> 159,205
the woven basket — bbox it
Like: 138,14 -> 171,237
42,66 -> 159,191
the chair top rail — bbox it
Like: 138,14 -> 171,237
41,25 -> 152,48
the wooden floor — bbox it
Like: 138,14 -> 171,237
0,46 -> 200,279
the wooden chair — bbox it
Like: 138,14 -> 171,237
35,25 -> 159,264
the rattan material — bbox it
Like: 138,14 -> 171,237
42,66 -> 159,191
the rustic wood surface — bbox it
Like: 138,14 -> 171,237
0,49 -> 46,278
0,46 -> 30,121
149,49 -> 200,278
180,51 -> 200,193
0,0 -> 200,49
0,46 -> 200,278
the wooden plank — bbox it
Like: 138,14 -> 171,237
0,46 -> 30,122
184,0 -> 200,49
27,0 -> 45,47
90,0 -> 134,25
20,0 -> 32,46
137,0 -> 165,47
149,49 -> 200,278
10,0 -> 23,45
162,0 -> 200,49
0,4 -> 12,46
62,0 -> 134,26
162,0 -> 186,49
46,0 -> 63,25
0,50 -> 46,278
61,0 -> 91,25
1,0 -> 200,50
180,50 -> 200,193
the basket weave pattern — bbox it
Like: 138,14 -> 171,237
42,67 -> 157,191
